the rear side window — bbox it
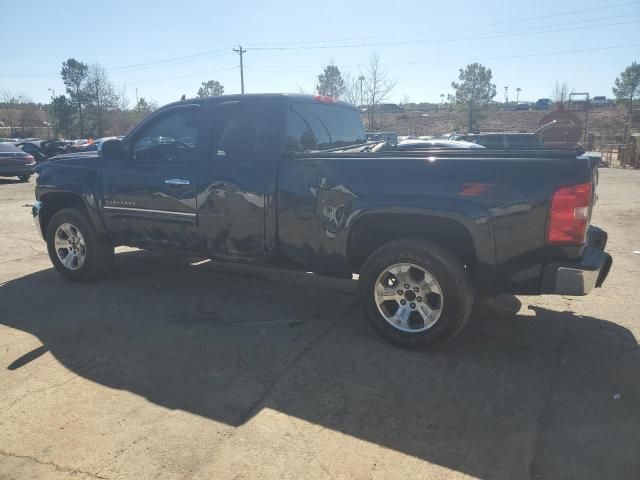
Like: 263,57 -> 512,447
212,102 -> 259,162
286,102 -> 366,152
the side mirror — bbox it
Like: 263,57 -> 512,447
99,139 -> 127,161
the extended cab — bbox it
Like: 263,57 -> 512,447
32,94 -> 612,347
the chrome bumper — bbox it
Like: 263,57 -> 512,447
542,226 -> 612,296
32,201 -> 44,240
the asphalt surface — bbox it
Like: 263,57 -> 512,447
0,169 -> 639,480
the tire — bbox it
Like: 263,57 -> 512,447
359,238 -> 474,348
18,174 -> 31,182
46,207 -> 114,281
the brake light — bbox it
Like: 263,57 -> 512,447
24,155 -> 35,165
547,182 -> 592,245
314,95 -> 337,104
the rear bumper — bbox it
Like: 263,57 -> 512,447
0,163 -> 34,177
541,226 -> 612,295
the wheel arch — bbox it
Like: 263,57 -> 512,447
346,209 -> 495,288
39,189 -> 107,239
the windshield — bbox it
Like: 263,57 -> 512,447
286,101 -> 366,151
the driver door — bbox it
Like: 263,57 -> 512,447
101,104 -> 202,251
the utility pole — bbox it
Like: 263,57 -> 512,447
135,88 -> 139,104
233,45 -> 247,94
48,88 -> 56,137
504,86 -> 509,104
48,88 -> 56,114
358,75 -> 365,106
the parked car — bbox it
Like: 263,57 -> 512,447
397,139 -> 485,149
40,140 -> 70,157
0,142 -> 35,181
592,96 -> 608,107
32,94 -> 611,348
66,139 -> 89,152
77,137 -> 119,153
16,141 -> 47,163
366,132 -> 398,146
535,98 -> 552,110
359,104 -> 404,114
515,102 -> 531,111
451,132 -> 544,149
376,103 -> 405,113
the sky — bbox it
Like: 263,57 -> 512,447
1,0 -> 638,107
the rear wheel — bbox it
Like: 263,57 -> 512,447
359,238 -> 474,348
46,207 -> 114,281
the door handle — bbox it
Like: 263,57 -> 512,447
164,178 -> 190,186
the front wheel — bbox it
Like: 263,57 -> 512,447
46,207 -> 114,281
18,174 -> 31,182
359,238 -> 474,348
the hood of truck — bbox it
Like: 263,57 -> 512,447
34,152 -> 100,173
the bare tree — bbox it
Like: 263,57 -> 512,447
20,102 -> 39,132
552,81 -> 570,109
118,84 -> 130,135
0,91 -> 34,135
85,63 -> 118,137
342,73 -> 362,106
362,55 -> 397,129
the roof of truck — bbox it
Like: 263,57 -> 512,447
167,93 -> 357,110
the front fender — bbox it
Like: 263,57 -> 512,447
36,184 -> 107,237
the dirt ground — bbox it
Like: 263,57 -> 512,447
0,168 -> 639,480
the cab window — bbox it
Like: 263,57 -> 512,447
132,107 -> 200,164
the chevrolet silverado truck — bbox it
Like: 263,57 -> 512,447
31,94 -> 612,347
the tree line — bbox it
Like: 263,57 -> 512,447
313,58 -> 639,132
1,56 -> 638,138
50,58 -> 158,139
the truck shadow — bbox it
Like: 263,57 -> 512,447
2,250 -> 639,479
0,178 -> 24,185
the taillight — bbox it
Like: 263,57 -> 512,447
314,95 -> 337,104
547,182 -> 592,245
24,155 -> 35,165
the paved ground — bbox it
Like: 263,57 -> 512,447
0,169 -> 639,480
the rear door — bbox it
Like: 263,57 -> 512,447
196,99 -> 273,259
100,104 -> 202,250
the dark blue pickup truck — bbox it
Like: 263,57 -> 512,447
31,94 -> 611,347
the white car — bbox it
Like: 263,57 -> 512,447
397,139 -> 486,149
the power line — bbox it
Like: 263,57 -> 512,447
108,49 -> 231,73
244,0 -> 640,48
248,17 -> 640,51
128,66 -> 238,86
242,43 -> 638,71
